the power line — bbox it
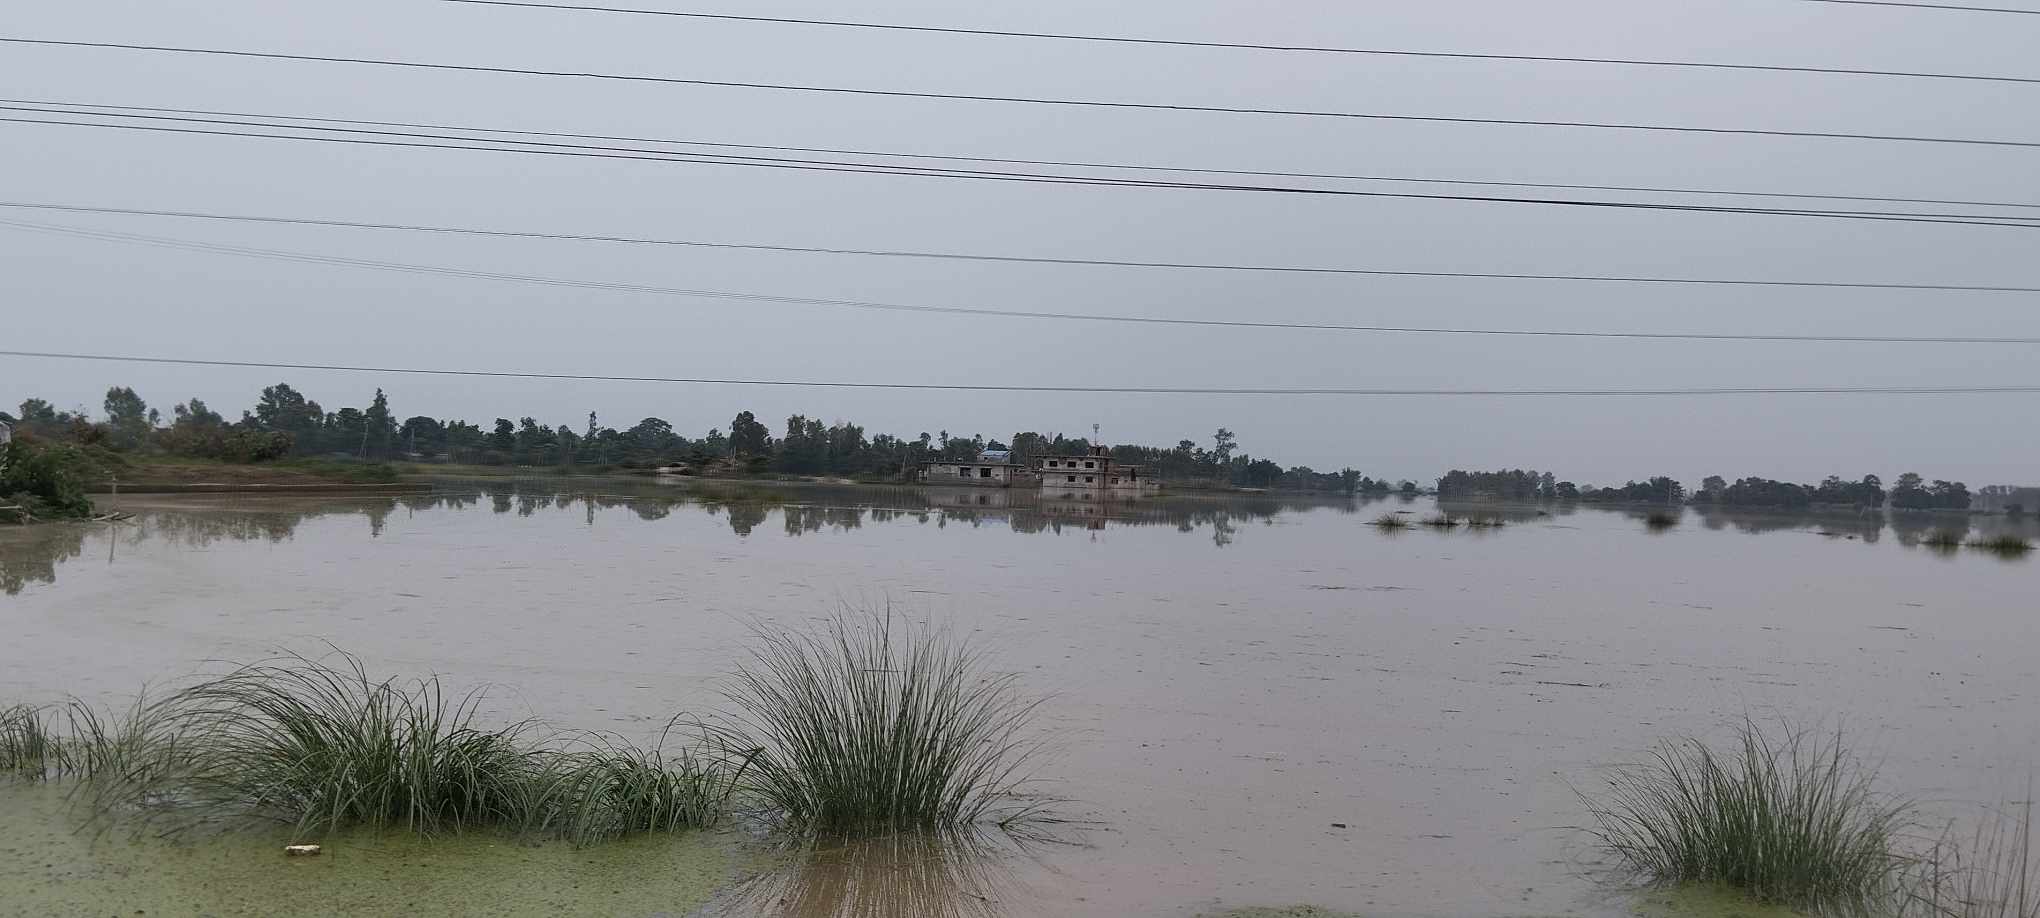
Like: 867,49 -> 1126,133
9,109 -> 2035,229
17,97 -> 2040,215
4,349 -> 2035,395
1799,0 -> 2040,13
7,199 -> 2037,294
6,36 -> 2038,150
442,0 -> 2040,87
14,217 -> 2036,345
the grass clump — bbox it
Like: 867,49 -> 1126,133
1420,514 -> 1461,528
530,723 -> 750,847
1582,720 -> 1910,915
1966,535 -> 2035,557
719,612 -> 1049,837
166,655 -> 541,837
1,704 -> 57,777
1369,513 -> 1411,530
7,653 -> 737,845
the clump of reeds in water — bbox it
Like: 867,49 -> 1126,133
1644,510 -> 1680,531
531,722 -> 751,847
1369,513 -> 1412,530
162,657 -> 538,836
1420,514 -> 1462,528
1464,516 -> 1507,529
718,612 -> 1050,837
1966,534 -> 2035,558
3,653 -> 741,845
1911,796 -> 2036,918
1582,720 -> 1910,915
1,705 -> 56,778
1922,531 -> 1967,553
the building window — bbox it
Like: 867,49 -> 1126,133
979,467 -> 992,478
1110,477 -> 1119,484
958,467 -> 971,478
1129,469 -> 1137,480
1084,461 -> 1095,469
1085,476 -> 1094,483
1066,475 -> 1076,483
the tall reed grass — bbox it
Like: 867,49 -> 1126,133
1369,513 -> 1411,530
718,612 -> 1050,836
4,653 -> 739,845
1911,796 -> 2036,918
1966,535 -> 2035,557
1583,721 -> 1910,914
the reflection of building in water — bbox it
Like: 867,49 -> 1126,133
1033,446 -> 1158,493
916,458 -> 1026,488
940,489 -> 1011,509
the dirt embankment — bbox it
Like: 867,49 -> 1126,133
86,460 -> 431,494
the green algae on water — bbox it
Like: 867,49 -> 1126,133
1203,908 -> 1365,918
1633,885 -> 1807,918
0,783 -> 732,918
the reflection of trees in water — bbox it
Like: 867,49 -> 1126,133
0,524 -> 89,595
1690,506 -> 1885,543
708,832 -> 1034,918
1889,511 -> 1970,550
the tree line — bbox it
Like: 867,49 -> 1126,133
4,384 -> 1396,493
1437,469 -> 1976,510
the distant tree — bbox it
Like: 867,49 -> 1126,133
1338,468 -> 1361,495
174,398 -> 224,427
489,418 -> 516,453
102,386 -> 150,448
16,398 -> 58,427
1890,472 -> 1931,510
398,416 -> 444,455
1554,481 -> 1580,500
1398,480 -> 1418,495
364,389 -> 396,458
251,383 -> 323,443
1212,428 -> 1238,464
728,411 -> 771,456
1241,458 -> 1282,487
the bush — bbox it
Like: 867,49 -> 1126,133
0,438 -> 97,518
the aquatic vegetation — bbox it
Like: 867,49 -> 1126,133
1644,511 -> 1681,531
6,653 -> 737,844
1464,516 -> 1507,529
531,724 -> 750,847
1965,535 -> 2035,557
1419,514 -> 1461,528
1369,513 -> 1411,530
164,655 -> 543,837
1911,798 -> 2036,918
719,612 -> 1050,836
0,705 -> 56,777
1921,531 -> 1966,548
1582,720 -> 1910,914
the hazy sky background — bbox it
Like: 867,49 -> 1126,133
4,0 -> 2036,486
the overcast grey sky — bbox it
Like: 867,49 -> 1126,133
3,0 -> 2036,486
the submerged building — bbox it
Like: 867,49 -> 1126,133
1034,446 -> 1157,493
917,457 -> 1026,487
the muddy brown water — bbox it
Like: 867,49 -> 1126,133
2,480 -> 2035,917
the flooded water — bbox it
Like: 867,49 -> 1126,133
2,479 -> 2036,917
